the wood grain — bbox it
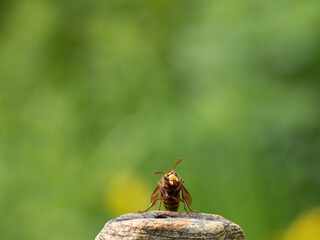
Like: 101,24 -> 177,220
95,211 -> 246,240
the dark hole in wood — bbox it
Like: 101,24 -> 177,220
154,214 -> 169,218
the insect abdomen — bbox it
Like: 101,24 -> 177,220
164,197 -> 179,211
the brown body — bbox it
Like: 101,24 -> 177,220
138,158 -> 197,214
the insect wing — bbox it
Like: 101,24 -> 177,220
181,184 -> 192,205
151,185 -> 160,202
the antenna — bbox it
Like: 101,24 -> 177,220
171,158 -> 184,171
152,172 -> 166,175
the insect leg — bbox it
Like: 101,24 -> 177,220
172,197 -> 198,215
157,181 -> 166,210
138,196 -> 166,213
158,200 -> 162,210
171,196 -> 190,213
183,198 -> 198,213
158,181 -> 166,195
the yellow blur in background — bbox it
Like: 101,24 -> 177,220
273,208 -> 320,240
283,208 -> 320,240
106,172 -> 150,216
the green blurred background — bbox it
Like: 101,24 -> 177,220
1,0 -> 320,239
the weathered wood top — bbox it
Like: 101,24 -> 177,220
95,211 -> 246,240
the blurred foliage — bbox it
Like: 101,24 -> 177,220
0,0 -> 320,240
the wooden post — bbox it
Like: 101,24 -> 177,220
95,211 -> 246,240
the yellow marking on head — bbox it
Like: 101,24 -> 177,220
169,174 -> 176,181
169,180 -> 174,185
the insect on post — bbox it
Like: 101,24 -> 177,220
138,158 -> 197,215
